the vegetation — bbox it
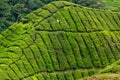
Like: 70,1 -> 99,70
102,0 -> 120,10
0,1 -> 120,79
1,0 -> 120,32
81,73 -> 120,80
0,0 -> 105,32
99,59 -> 120,74
82,59 -> 120,80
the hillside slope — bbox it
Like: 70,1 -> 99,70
81,59 -> 120,80
102,0 -> 120,10
81,73 -> 120,80
0,1 -> 120,80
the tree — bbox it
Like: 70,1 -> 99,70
68,0 -> 105,8
26,0 -> 44,12
11,3 -> 28,22
0,0 -> 12,31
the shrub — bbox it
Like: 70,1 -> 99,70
73,70 -> 82,79
30,44 -> 46,71
64,72 -> 74,80
67,33 -> 85,68
58,33 -> 77,69
60,7 -> 76,31
49,33 -> 69,70
35,34 -> 54,72
75,34 -> 93,68
57,73 -> 66,80
39,32 -> 60,70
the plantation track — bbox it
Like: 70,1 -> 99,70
0,1 -> 120,80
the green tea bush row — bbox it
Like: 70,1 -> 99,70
69,7 -> 85,32
102,32 -> 120,60
75,34 -> 93,68
30,44 -> 46,71
100,12 -> 116,30
48,33 -> 69,70
113,13 -> 120,26
43,3 -> 57,13
39,32 -> 60,70
93,10 -> 109,30
48,17 -> 62,30
83,9 -> 98,31
35,34 -> 54,72
104,12 -> 119,30
40,20 -> 52,30
81,34 -> 102,67
76,8 -> 91,31
15,60 -> 29,77
24,69 -> 97,80
60,8 -> 76,31
52,1 -> 64,8
67,33 -> 85,68
35,9 -> 51,18
53,11 -> 70,31
58,33 -> 77,69
87,10 -> 104,30
10,64 -> 24,78
23,48 -> 40,72
6,66 -> 18,79
89,33 -> 109,66
113,32 -> 120,52
96,32 -> 116,63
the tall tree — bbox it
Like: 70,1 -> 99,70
0,0 -> 12,31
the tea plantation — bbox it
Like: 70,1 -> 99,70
102,0 -> 120,10
0,1 -> 120,80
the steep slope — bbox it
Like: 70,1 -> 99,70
0,1 -> 120,80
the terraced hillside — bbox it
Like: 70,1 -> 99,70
102,0 -> 120,10
0,1 -> 120,80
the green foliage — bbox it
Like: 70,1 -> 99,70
30,44 -> 46,71
49,33 -> 69,70
64,72 -> 74,80
82,70 -> 89,77
80,73 -> 120,80
0,1 -> 120,80
75,35 -> 93,68
36,74 -> 45,80
73,70 -> 82,79
57,73 -> 66,80
35,34 -> 54,72
2,0 -> 120,33
0,0 -> 12,31
102,0 -> 120,10
58,33 -> 77,69
99,59 -> 120,74
68,0 -> 105,8
61,7 -> 76,31
0,0 -> 105,32
39,32 -> 60,70
49,73 -> 57,80
89,33 -> 109,66
67,33 -> 85,68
